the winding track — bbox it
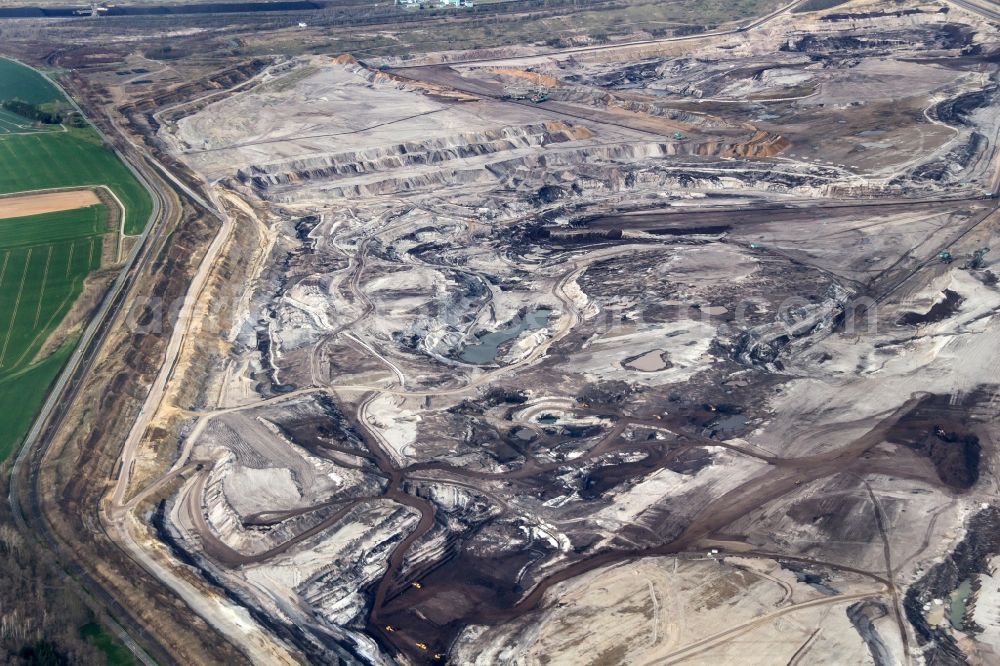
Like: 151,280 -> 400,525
10,1 -> 1000,662
115,151 -> 999,666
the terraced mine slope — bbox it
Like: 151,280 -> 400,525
8,0 -> 1000,664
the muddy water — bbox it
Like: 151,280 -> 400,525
950,579 -> 972,630
708,413 -> 748,437
459,309 -> 551,364
626,349 -> 668,371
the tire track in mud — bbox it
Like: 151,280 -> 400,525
196,224 -> 931,663
861,479 -> 912,665
360,396 -> 923,662
139,180 -> 987,662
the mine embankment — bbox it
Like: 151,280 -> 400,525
29,2 -> 1000,663
931,87 -> 998,126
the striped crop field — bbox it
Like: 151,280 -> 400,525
0,56 -> 153,459
0,205 -> 109,458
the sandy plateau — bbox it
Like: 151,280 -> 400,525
70,0 -> 1000,664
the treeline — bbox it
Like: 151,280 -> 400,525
0,467 -> 111,665
1,99 -> 83,126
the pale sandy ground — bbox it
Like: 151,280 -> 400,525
0,189 -> 100,219
122,6 -> 1000,662
452,555 -> 883,666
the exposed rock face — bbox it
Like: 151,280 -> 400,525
932,88 -> 997,127
726,130 -> 790,158
234,126 -> 790,200
236,122 -> 595,190
125,4 -> 1000,663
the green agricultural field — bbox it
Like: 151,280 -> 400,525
0,337 -> 75,461
0,107 -> 64,136
0,57 -> 152,461
0,206 -> 107,376
2,203 -> 107,247
0,205 -> 108,459
0,58 -> 152,234
0,130 -> 152,234
0,57 -> 64,105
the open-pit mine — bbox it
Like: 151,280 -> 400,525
7,0 -> 1000,664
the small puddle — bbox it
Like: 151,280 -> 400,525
460,309 -> 551,364
512,427 -> 535,441
950,578 -> 972,630
626,349 -> 668,372
711,414 -> 748,435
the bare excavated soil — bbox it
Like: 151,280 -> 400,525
11,0 -> 1000,664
